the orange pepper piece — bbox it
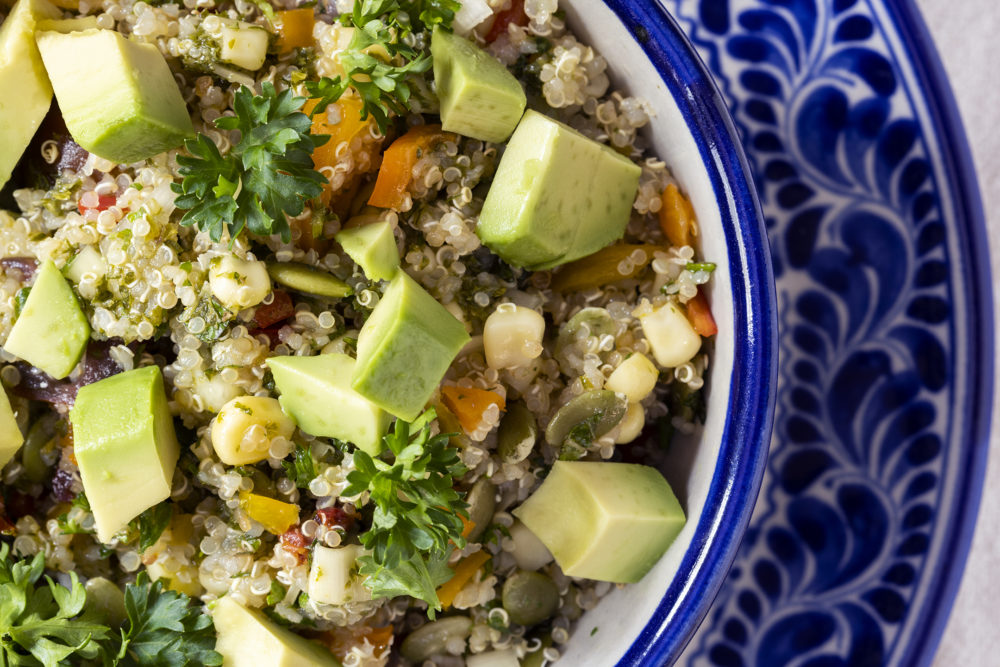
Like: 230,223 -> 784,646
685,289 -> 718,337
550,244 -> 666,293
305,96 -> 378,207
275,8 -> 315,52
368,125 -> 456,210
658,183 -> 697,248
435,550 -> 492,609
440,386 -> 506,435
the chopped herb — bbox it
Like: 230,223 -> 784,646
266,581 -> 287,606
172,83 -> 328,243
344,410 -> 468,616
282,442 -> 317,489
13,287 -> 31,318
131,502 -> 173,553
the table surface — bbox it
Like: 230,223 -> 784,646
912,0 -> 1000,664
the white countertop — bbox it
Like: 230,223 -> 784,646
917,0 -> 1000,664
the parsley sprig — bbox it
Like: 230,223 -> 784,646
302,0 -> 460,133
0,545 -> 221,666
344,410 -> 468,616
172,82 -> 328,243
0,544 -> 109,665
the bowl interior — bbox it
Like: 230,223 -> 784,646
556,2 -> 777,664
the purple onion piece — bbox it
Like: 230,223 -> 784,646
10,341 -> 124,407
0,258 -> 38,282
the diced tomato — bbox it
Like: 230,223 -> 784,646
252,290 -> 294,329
485,0 -> 527,42
685,290 -> 718,337
77,194 -> 118,215
315,506 -> 355,531
280,525 -> 313,564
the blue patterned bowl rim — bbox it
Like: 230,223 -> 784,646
873,3 -> 994,664
595,1 -> 780,664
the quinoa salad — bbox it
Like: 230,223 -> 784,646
0,0 -> 718,665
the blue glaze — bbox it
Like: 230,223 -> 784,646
621,0 -> 994,666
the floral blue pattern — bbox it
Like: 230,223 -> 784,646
661,0 -> 994,665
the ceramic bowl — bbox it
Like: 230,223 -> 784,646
556,1 -> 777,664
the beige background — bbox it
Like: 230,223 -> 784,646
915,0 -> 1000,664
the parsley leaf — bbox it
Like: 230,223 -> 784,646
116,573 -> 222,667
343,410 -> 468,616
0,543 -> 109,666
282,443 -> 317,489
130,502 -> 173,553
172,83 -> 328,244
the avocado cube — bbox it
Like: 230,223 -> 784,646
334,221 -> 400,282
352,272 -> 470,421
0,0 -> 61,188
213,596 -> 340,667
70,366 -> 180,543
3,260 -> 90,379
35,28 -> 193,164
476,110 -> 641,270
513,461 -> 685,583
267,353 -> 391,456
0,388 -> 24,468
431,27 -> 526,143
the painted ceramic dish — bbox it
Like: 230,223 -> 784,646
660,1 -> 994,666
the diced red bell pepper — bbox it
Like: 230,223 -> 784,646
485,0 -> 527,42
77,194 -> 118,215
686,290 -> 718,337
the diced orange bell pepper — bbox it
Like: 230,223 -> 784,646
368,125 -> 456,211
275,8 -> 315,52
320,624 -> 394,660
240,492 -> 299,535
435,550 -> 492,609
550,244 -> 666,293
685,289 -> 718,337
440,386 -> 506,435
306,96 -> 378,208
658,183 -> 697,248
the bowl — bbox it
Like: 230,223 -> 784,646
556,1 -> 777,664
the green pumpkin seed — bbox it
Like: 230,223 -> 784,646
464,477 -> 496,542
399,616 -> 473,662
497,401 -> 537,464
544,390 -> 627,459
266,262 -> 352,299
501,570 -> 560,627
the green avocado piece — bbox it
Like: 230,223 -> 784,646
0,0 -> 61,189
476,110 -> 641,270
213,596 -> 342,667
267,262 -> 353,299
3,260 -> 90,379
352,272 -> 469,421
431,27 -> 526,143
37,16 -> 99,32
512,461 -> 685,583
267,353 -> 390,456
334,221 -> 400,281
70,366 -> 179,543
0,387 -> 24,468
35,28 -> 193,164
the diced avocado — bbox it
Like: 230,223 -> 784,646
334,221 -> 400,281
352,272 -> 470,421
0,387 -> 24,468
476,110 -> 641,270
70,366 -> 180,543
37,16 -> 99,32
0,0 -> 61,188
35,28 -> 193,164
3,260 -> 90,379
267,262 -> 353,299
512,461 -> 685,583
267,354 -> 390,456
307,544 -> 371,605
431,27 -> 526,143
213,596 -> 341,667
